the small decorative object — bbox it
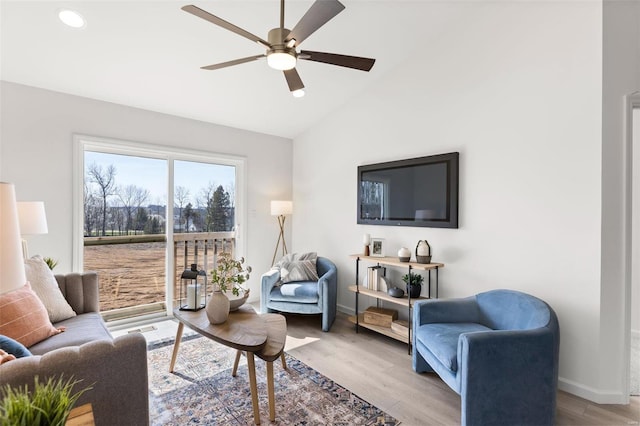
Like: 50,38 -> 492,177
379,275 -> 390,292
387,287 -> 404,298
207,252 -> 252,324
397,247 -> 411,262
228,289 -> 250,311
363,233 -> 371,256
207,290 -> 230,324
402,272 -> 424,298
0,375 -> 92,425
371,238 -> 385,257
179,263 -> 207,311
415,240 -> 432,264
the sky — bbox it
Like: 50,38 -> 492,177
85,151 -> 235,206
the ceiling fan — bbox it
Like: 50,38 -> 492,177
182,0 -> 376,97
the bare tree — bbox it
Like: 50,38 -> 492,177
118,185 -> 150,235
174,186 -> 190,233
83,183 -> 100,236
87,162 -> 117,236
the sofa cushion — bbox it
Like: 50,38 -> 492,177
25,255 -> 77,322
0,282 -> 62,348
415,322 -> 491,372
269,282 -> 319,304
28,313 -> 112,356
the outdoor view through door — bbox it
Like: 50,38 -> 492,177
83,150 -> 236,320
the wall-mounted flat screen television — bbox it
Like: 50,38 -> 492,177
357,152 -> 459,228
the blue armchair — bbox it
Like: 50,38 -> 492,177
261,256 -> 337,331
413,289 -> 560,426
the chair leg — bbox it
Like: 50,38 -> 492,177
232,350 -> 242,377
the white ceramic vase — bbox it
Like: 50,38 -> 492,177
206,290 -> 230,324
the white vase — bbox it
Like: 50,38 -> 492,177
206,290 -> 230,324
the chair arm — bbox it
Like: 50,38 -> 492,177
458,329 -> 558,425
0,333 -> 149,425
317,266 -> 337,307
413,296 -> 481,327
260,268 -> 281,313
55,272 -> 100,314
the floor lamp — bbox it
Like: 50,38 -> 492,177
17,201 -> 49,260
0,182 -> 28,294
271,200 -> 292,266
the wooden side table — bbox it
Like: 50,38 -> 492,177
66,403 -> 94,426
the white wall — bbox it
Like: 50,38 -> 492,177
633,107 -> 640,333
0,81 -> 292,301
292,1 -> 611,401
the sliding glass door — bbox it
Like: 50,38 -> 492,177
75,136 -> 244,321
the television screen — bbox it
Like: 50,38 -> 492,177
357,152 -> 459,228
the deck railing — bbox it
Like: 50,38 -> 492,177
84,232 -> 235,321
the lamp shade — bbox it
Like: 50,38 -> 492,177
270,200 -> 293,216
17,201 -> 48,235
0,182 -> 27,294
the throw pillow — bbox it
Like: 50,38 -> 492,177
279,252 -> 320,283
24,255 -> 76,322
0,282 -> 63,348
0,334 -> 32,358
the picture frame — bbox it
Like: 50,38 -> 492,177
371,238 -> 385,257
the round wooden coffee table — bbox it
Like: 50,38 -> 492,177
170,305 -> 286,425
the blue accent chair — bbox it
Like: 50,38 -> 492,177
412,289 -> 560,426
261,257 -> 337,332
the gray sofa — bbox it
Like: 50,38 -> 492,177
0,272 -> 149,426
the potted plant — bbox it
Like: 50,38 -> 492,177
402,272 -> 424,298
207,252 -> 252,324
0,375 -> 91,426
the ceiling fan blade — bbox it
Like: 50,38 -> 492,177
286,0 -> 345,47
182,5 -> 271,48
299,50 -> 375,71
201,55 -> 266,71
284,68 -> 305,92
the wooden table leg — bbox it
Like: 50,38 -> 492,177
232,350 -> 242,377
281,353 -> 287,370
169,322 -> 185,373
246,352 -> 261,425
266,361 -> 275,421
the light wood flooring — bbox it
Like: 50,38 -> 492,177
281,311 -> 640,426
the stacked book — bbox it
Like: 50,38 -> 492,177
364,265 -> 386,291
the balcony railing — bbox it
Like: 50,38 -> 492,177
84,232 -> 235,322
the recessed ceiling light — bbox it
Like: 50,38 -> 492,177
58,9 -> 86,29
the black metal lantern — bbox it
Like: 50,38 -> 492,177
179,263 -> 207,311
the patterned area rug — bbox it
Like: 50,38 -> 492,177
147,336 -> 400,425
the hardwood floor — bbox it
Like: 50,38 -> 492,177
281,311 -> 640,426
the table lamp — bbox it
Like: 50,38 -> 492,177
270,200 -> 292,266
0,182 -> 28,294
17,201 -> 49,259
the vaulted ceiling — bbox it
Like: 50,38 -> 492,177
1,1 -> 454,138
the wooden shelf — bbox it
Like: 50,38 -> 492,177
349,254 -> 444,270
348,285 -> 429,306
348,314 -> 408,344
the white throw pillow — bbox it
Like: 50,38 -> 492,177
24,255 -> 76,323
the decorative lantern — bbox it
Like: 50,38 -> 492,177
179,263 -> 207,311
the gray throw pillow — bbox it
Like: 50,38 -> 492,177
278,252 -> 320,283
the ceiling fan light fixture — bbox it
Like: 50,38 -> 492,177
292,89 -> 305,98
267,51 -> 297,71
58,9 -> 86,28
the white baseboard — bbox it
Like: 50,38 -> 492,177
560,377 -> 630,404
